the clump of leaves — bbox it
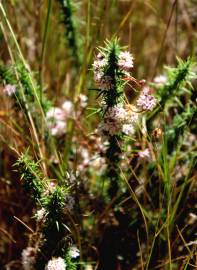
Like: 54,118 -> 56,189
57,0 -> 81,66
15,150 -> 45,202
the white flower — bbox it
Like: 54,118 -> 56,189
92,53 -> 107,71
77,146 -> 90,171
46,107 -> 67,136
188,213 -> 197,225
99,120 -> 122,136
78,94 -> 88,108
50,121 -> 67,137
62,100 -> 74,118
122,124 -> 135,135
125,105 -> 139,123
80,147 -> 90,161
92,53 -> 114,90
46,102 -> 74,137
46,107 -> 66,121
50,155 -> 59,164
104,105 -> 127,122
95,75 -> 113,90
99,104 -> 139,136
137,87 -> 157,111
45,257 -> 66,270
138,148 -> 150,159
36,208 -> 46,222
21,247 -> 36,270
94,71 -> 104,84
3,84 -> 16,96
118,51 -> 134,71
153,75 -> 167,86
68,246 -> 80,258
99,105 -> 126,135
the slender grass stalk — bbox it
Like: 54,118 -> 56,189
152,0 -> 178,79
0,20 -> 48,174
39,0 -> 52,93
166,204 -> 172,270
162,134 -> 171,201
120,166 -> 149,241
170,156 -> 196,225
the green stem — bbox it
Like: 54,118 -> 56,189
0,2 -> 45,117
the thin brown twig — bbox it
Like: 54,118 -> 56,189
152,0 -> 178,79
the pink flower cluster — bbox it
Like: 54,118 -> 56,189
77,137 -> 107,174
153,75 -> 167,86
136,87 -> 157,111
45,257 -> 66,270
99,104 -> 139,136
93,50 -> 134,90
21,247 -> 36,270
3,84 -> 16,96
46,100 -> 74,136
118,51 -> 134,71
138,148 -> 150,159
68,245 -> 80,258
36,208 -> 46,222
